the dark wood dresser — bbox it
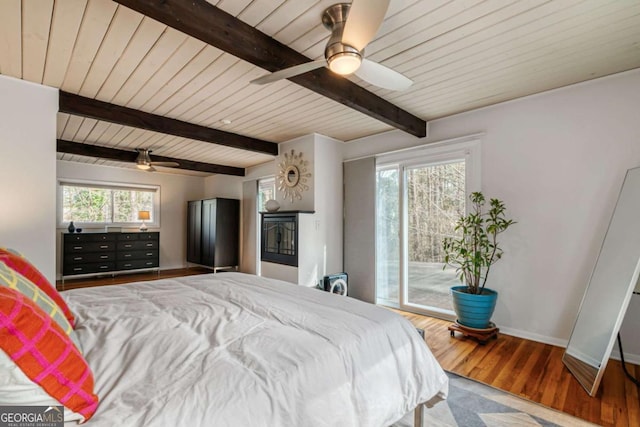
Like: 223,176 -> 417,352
62,232 -> 159,284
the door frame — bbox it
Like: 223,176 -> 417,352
376,136 -> 481,319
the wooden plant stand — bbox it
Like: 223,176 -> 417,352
448,321 -> 499,344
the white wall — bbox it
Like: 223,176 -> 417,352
56,161 -> 205,277
344,69 -> 640,360
204,174 -> 242,200
313,134 -> 344,279
0,76 -> 58,283
240,180 -> 258,274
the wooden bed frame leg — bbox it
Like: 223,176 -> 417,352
413,402 -> 424,427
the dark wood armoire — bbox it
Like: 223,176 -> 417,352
187,198 -> 239,270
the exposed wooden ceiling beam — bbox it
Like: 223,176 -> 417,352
112,0 -> 427,138
58,91 -> 278,156
57,139 -> 245,176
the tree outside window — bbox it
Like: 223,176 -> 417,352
61,183 -> 157,225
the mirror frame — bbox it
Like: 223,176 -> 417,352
563,166 -> 640,396
276,149 -> 311,203
284,165 -> 300,187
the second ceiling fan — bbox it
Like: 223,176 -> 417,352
135,148 -> 179,172
251,0 -> 412,91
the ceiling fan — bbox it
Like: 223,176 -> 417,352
135,148 -> 179,172
251,0 -> 412,91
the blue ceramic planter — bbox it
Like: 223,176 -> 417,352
451,286 -> 498,329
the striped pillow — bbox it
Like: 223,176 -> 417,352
0,262 -> 81,352
0,286 -> 99,422
0,248 -> 75,327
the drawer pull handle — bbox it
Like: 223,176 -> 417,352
146,243 -> 153,247
146,253 -> 153,256
100,245 -> 109,249
124,254 -> 132,257
73,267 -> 83,271
73,257 -> 82,261
125,244 -> 132,248
100,255 -> 108,259
124,264 -> 132,267
74,246 -> 83,250
146,262 -> 153,265
99,266 -> 109,269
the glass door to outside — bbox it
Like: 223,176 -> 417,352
375,142 -> 478,319
404,161 -> 465,315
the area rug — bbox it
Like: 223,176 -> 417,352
393,372 -> 595,426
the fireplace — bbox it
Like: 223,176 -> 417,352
261,211 -> 314,267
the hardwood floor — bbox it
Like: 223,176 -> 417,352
401,310 -> 640,427
58,270 -> 639,426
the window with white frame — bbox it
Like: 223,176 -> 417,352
59,181 -> 160,227
258,177 -> 276,212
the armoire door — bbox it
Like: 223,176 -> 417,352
215,198 -> 239,267
187,200 -> 202,264
201,199 -> 217,267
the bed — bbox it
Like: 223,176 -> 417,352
60,272 -> 448,426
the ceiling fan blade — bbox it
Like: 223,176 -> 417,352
150,161 -> 180,168
146,166 -> 156,172
251,60 -> 326,85
342,0 -> 390,51
355,59 -> 413,91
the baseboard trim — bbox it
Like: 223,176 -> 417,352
498,326 -> 640,366
610,348 -> 640,365
498,326 -> 567,348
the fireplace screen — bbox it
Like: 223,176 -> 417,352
261,213 -> 298,266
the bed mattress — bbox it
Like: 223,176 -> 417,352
63,273 -> 448,426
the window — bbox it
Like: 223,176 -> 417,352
258,177 -> 276,212
59,181 -> 159,227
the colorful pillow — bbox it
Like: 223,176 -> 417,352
0,287 -> 99,422
0,262 -> 81,352
0,248 -> 75,327
0,350 -> 84,423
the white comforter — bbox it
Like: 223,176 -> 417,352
64,273 -> 448,427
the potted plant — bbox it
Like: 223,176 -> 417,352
443,192 -> 516,329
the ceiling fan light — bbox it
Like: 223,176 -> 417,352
328,52 -> 362,75
136,163 -> 151,170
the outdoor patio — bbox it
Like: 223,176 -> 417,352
377,261 -> 459,312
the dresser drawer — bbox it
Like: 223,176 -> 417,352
65,241 -> 116,253
117,240 -> 158,251
64,233 -> 116,243
117,259 -> 159,270
66,252 -> 116,263
117,233 -> 140,241
117,250 -> 158,261
63,262 -> 116,276
139,232 -> 159,240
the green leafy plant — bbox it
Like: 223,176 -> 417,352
443,192 -> 516,295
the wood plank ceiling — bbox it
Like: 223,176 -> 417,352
1,0 -> 639,175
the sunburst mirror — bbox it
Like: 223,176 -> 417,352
277,149 -> 311,203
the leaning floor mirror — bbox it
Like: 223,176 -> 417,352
563,166 -> 640,396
